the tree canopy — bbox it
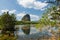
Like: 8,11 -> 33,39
0,11 -> 16,33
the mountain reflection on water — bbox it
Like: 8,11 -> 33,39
15,25 -> 39,35
15,25 -> 59,40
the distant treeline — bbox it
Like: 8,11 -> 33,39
15,21 -> 39,25
0,21 -> 38,25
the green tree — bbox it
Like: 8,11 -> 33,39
0,11 -> 16,34
35,6 -> 57,29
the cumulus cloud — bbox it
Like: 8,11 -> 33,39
16,12 -> 39,21
17,0 -> 48,10
0,9 -> 16,15
9,10 -> 16,13
1,9 -> 9,13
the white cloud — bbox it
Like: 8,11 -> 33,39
1,9 -> 9,13
16,12 -> 39,21
17,0 -> 48,10
17,13 -> 26,17
1,9 -> 16,15
9,10 -> 16,13
0,9 -> 39,21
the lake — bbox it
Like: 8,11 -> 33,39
0,25 -> 60,40
15,25 -> 60,40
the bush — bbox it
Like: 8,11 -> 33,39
0,11 -> 16,34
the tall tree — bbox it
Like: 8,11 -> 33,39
0,11 -> 16,34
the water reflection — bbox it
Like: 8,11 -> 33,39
15,25 -> 60,40
15,25 -> 42,40
15,25 -> 39,36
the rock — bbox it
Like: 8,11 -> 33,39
21,14 -> 30,35
22,14 -> 30,21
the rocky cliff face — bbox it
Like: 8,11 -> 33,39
21,14 -> 30,35
22,14 -> 30,21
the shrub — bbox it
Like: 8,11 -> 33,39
0,11 -> 16,34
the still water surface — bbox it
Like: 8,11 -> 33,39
15,25 -> 59,40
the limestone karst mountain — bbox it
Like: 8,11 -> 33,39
21,14 -> 30,35
22,14 -> 30,21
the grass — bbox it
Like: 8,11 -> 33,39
0,33 -> 17,40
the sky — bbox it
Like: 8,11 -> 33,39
0,0 -> 53,21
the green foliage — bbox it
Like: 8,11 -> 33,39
0,12 -> 16,33
15,21 -> 38,25
0,12 -> 17,40
0,34 -> 17,40
35,6 -> 57,28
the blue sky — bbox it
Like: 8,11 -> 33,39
0,0 -> 52,21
